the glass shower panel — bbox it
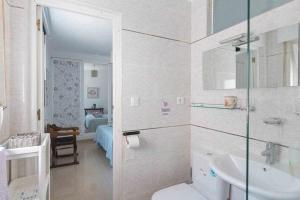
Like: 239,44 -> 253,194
247,0 -> 300,200
213,0 -> 293,33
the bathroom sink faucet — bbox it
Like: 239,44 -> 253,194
261,142 -> 280,165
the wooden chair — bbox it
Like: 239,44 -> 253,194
47,124 -> 80,168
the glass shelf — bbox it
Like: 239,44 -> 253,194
191,103 -> 255,111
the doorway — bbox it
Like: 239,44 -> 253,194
33,1 -> 122,200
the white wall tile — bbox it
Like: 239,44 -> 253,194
7,6 -> 35,134
191,0 -> 209,42
123,126 -> 191,200
62,0 -> 191,42
122,31 -> 190,130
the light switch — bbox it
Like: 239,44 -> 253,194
177,97 -> 185,105
130,96 -> 140,107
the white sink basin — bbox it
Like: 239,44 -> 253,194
210,154 -> 300,200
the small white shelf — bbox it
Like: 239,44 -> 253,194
5,145 -> 39,160
3,134 -> 47,160
9,175 -> 38,200
2,134 -> 51,200
8,174 -> 50,200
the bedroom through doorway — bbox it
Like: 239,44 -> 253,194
41,6 -> 113,200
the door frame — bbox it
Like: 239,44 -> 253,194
31,1 -> 123,199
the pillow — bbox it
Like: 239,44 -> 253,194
93,112 -> 103,118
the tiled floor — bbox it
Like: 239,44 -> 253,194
50,140 -> 113,200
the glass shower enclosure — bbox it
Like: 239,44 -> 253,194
200,0 -> 300,199
247,0 -> 300,200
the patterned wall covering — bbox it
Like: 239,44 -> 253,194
52,59 -> 81,128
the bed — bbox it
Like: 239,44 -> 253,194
85,113 -> 108,132
95,125 -> 113,166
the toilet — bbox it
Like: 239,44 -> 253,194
152,151 -> 229,200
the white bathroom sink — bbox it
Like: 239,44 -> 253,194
210,154 -> 300,200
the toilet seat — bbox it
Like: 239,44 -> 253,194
152,183 -> 207,200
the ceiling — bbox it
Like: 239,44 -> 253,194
44,7 -> 112,56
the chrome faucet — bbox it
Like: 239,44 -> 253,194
261,142 -> 280,165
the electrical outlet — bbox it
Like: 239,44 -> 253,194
177,97 -> 185,105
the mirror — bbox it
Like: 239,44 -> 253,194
0,0 -> 5,106
203,23 -> 300,90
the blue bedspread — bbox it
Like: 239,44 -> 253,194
96,125 -> 113,166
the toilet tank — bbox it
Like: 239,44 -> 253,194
191,151 -> 229,200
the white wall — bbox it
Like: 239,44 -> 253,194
121,29 -> 191,200
5,1 -> 37,135
0,0 -> 9,142
191,0 -> 210,42
0,1 -> 5,108
6,1 -> 191,200
48,49 -> 111,64
84,63 -> 110,113
191,1 -> 300,197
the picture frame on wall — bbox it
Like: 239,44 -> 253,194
87,87 -> 99,99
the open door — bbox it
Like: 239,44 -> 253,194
36,5 -> 45,132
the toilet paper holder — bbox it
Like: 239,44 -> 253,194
123,131 -> 140,136
123,131 -> 140,149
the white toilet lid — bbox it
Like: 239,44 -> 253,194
152,183 -> 207,200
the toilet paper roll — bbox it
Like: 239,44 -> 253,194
126,135 -> 140,149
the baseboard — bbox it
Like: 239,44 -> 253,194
77,132 -> 96,141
